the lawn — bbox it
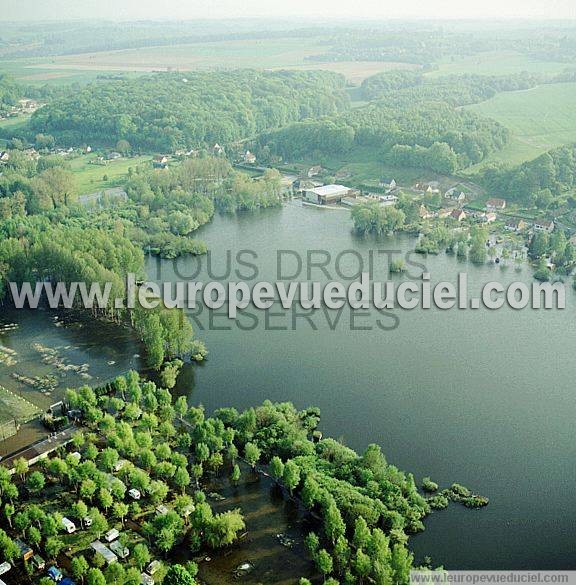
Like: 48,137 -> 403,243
427,51 -> 570,78
69,154 -> 152,195
464,82 -> 576,168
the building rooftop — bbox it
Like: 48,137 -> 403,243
307,184 -> 349,196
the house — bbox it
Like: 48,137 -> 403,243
128,488 -> 141,500
438,207 -> 453,219
414,182 -> 440,194
90,541 -> 118,565
110,540 -> 130,559
486,198 -> 507,212
147,561 -> 162,575
243,150 -> 256,164
303,184 -> 350,205
480,212 -> 497,223
418,205 -> 434,220
104,528 -> 120,542
153,155 -> 168,169
61,517 -> 76,534
451,209 -> 467,222
533,219 -> 555,233
107,152 -> 122,160
212,143 -> 224,156
505,218 -> 527,232
379,177 -> 397,190
445,187 -> 466,202
307,165 -> 323,178
15,539 -> 33,561
0,151 -> 10,163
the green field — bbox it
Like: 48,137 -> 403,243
427,51 -> 570,78
69,154 -> 152,194
465,82 -> 576,168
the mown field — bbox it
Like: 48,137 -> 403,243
465,82 -> 576,168
69,154 -> 152,194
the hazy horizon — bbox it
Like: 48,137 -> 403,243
1,0 -> 575,22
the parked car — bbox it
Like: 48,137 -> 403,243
128,488 -> 141,500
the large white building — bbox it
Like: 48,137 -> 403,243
303,184 -> 351,205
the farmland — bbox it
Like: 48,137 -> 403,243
0,37 -> 416,85
465,82 -> 576,168
427,51 -> 570,78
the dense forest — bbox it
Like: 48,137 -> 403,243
479,143 -> 576,206
29,71 -> 350,151
260,101 -> 509,172
359,70 -> 575,105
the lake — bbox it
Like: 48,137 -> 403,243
149,202 -> 576,570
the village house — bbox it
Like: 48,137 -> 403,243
451,209 -> 467,222
418,204 -> 434,220
153,155 -> 169,169
505,218 -> 527,232
480,212 -> 497,223
304,184 -> 351,205
444,187 -> 466,202
437,207 -> 453,219
0,151 -> 10,163
379,177 -> 397,191
533,219 -> 555,233
486,198 -> 507,212
307,165 -> 323,178
414,182 -> 440,194
212,143 -> 224,156
243,150 -> 256,164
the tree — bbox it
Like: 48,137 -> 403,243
323,501 -> 345,545
316,549 -> 334,579
71,555 -> 89,584
164,564 -> 196,585
269,456 -> 284,483
353,517 -> 371,550
283,460 -> 301,496
133,543 -> 151,570
354,549 -> 372,584
14,457 -> 29,480
244,442 -> 261,469
98,488 -> 113,513
89,509 -> 108,539
205,509 -> 245,548
113,502 -> 129,526
231,464 -> 241,485
116,139 -> 131,155
173,466 -> 191,494
105,562 -> 126,585
86,568 -> 106,585
45,536 -> 65,560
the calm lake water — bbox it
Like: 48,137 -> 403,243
148,203 -> 576,570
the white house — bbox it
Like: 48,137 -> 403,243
533,219 -> 555,233
61,517 -> 76,534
